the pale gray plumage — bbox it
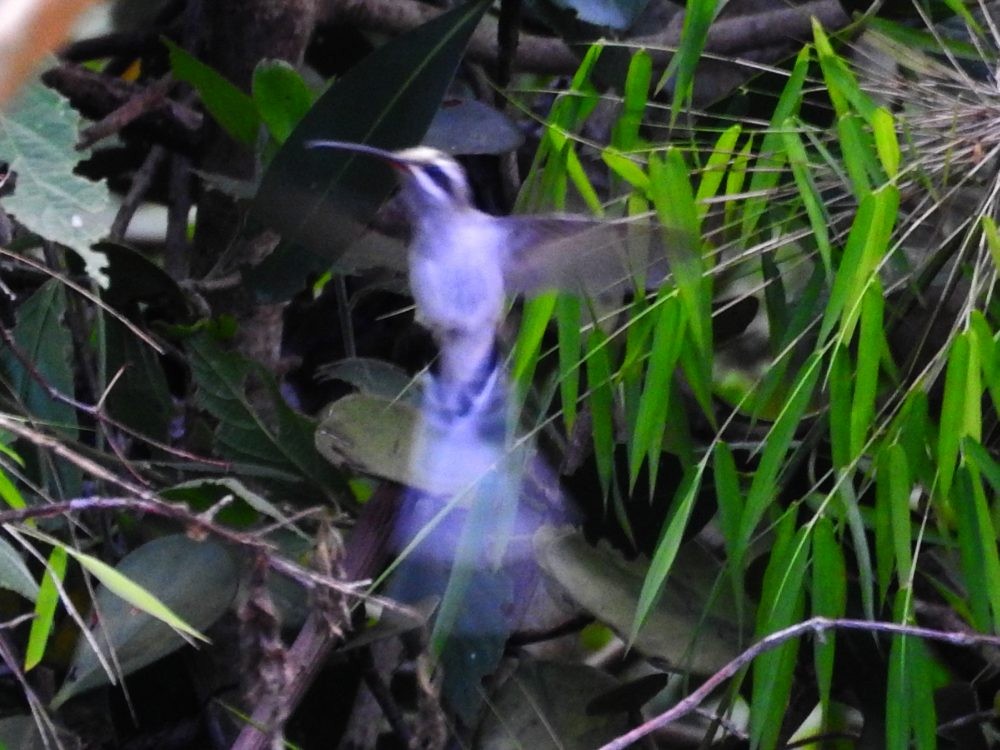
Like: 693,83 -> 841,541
306,140 -> 673,389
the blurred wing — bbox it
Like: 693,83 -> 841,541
499,214 -> 687,300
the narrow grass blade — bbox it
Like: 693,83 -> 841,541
811,516 -> 845,711
25,546 -> 65,670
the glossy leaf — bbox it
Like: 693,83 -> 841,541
53,536 -> 239,705
251,0 -> 491,282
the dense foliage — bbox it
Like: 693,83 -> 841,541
0,1 -> 997,748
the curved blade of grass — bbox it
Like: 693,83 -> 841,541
811,516 -> 845,712
24,546 -> 65,670
629,463 -> 706,645
751,514 -> 809,750
628,296 -> 685,490
737,353 -> 822,577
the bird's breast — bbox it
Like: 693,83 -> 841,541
409,220 -> 506,335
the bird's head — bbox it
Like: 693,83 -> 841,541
306,140 -> 473,218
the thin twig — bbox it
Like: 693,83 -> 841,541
110,144 -> 167,241
598,616 -> 1000,750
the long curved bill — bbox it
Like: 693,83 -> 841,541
305,139 -> 408,168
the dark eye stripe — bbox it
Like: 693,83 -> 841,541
423,164 -> 453,195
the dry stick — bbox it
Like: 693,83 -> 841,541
0,414 -> 379,602
109,144 -> 167,241
598,616 -> 1000,750
326,0 -> 849,76
0,321 -> 227,470
77,76 -> 173,150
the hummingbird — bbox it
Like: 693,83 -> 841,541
306,140 -> 671,397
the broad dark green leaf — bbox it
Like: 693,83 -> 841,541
536,525 -> 748,675
0,280 -> 81,497
53,535 -> 239,705
0,280 -> 74,428
105,317 -> 172,442
477,660 -> 629,749
250,0 -> 491,292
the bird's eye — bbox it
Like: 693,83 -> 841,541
423,164 -> 454,196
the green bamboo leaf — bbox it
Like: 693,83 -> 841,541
630,465 -> 705,645
555,295 -> 582,432
836,114 -> 875,198
667,0 -> 720,117
964,437 -> 1000,494
888,444 -> 914,586
850,283 -> 884,457
937,332 -> 970,500
24,546 -> 65,670
983,216 -> 1000,274
742,47 -> 809,238
163,38 -> 259,147
968,463 -> 1000,630
872,107 -> 900,178
962,324 -> 984,442
713,442 -> 745,627
838,477 -> 875,621
512,292 -> 557,386
648,150 -> 707,354
885,596 -> 913,750
695,123 -> 741,214
601,150 -> 649,191
886,593 -> 939,750
0,468 -> 25,511
565,146 -> 604,215
953,465 -> 991,630
585,330 -> 615,496
611,50 -> 651,150
820,185 -> 899,343
781,121 -> 833,275
738,353 -> 822,574
969,311 -> 999,415
751,515 -> 809,750
813,21 -> 879,122
628,297 -> 684,489
724,133 -> 753,229
828,345 -> 852,470
811,516 -> 845,712
874,449 -> 893,603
